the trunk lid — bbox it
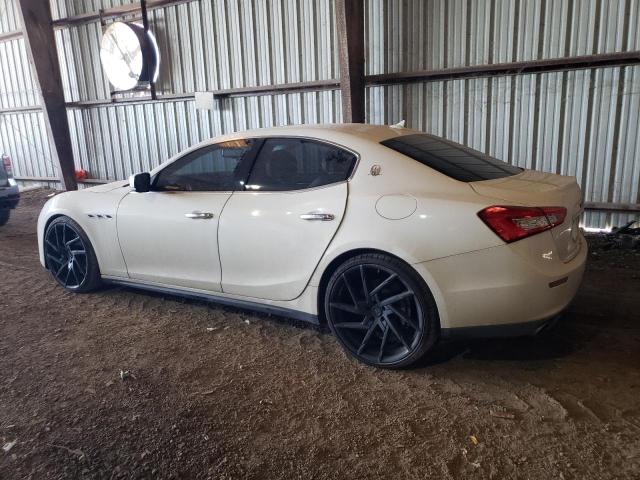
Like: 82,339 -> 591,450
470,170 -> 583,262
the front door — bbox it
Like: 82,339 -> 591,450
117,139 -> 255,291
219,137 -> 357,301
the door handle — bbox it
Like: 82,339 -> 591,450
300,212 -> 335,221
185,211 -> 215,219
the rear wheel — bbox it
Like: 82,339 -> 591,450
324,253 -> 439,368
0,209 -> 9,226
44,216 -> 101,292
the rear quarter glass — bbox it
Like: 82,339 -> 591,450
381,134 -> 522,182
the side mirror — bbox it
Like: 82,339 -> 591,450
129,172 -> 151,193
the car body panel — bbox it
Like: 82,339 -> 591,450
416,231 -> 587,330
470,170 -> 583,262
37,187 -> 130,276
0,181 -> 19,210
36,124 -> 587,335
219,182 -> 348,300
0,160 -> 19,211
117,190 -> 232,291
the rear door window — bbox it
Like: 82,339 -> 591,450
245,138 -> 357,191
381,134 -> 522,182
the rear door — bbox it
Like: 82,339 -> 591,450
218,137 -> 357,301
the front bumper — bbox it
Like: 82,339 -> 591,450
0,185 -> 20,209
414,230 -> 587,334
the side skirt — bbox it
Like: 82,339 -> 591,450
102,278 -> 319,325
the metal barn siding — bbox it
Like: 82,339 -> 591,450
0,0 -> 59,186
369,0 -> 640,228
53,0 -> 343,179
0,0 -> 638,229
0,0 -> 19,34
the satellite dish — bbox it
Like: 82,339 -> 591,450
99,21 -> 160,91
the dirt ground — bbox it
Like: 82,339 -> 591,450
1,189 -> 639,479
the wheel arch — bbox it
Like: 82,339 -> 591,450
41,212 -> 100,271
42,213 -> 65,268
316,248 -> 444,327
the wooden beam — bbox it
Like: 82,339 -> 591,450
367,51 -> 640,86
17,0 -> 77,190
0,30 -> 22,42
336,0 -> 365,123
51,0 -> 197,27
584,202 -> 640,213
15,176 -> 109,185
212,80 -> 340,98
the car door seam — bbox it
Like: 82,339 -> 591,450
217,190 -> 236,294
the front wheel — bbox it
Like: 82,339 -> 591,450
324,253 -> 439,368
44,216 -> 102,292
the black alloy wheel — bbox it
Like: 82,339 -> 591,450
44,216 -> 101,292
325,253 -> 439,368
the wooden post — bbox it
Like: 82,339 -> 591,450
336,0 -> 365,123
17,0 -> 77,190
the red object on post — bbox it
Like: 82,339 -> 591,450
75,169 -> 88,181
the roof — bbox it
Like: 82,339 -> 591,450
213,123 -> 417,145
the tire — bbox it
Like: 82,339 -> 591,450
44,216 -> 102,292
0,208 -> 9,226
324,253 -> 439,369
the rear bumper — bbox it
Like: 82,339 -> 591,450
414,231 -> 587,333
441,313 -> 563,339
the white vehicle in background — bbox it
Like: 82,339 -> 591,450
0,153 -> 20,226
37,124 -> 586,368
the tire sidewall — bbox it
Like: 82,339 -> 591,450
45,216 -> 101,292
324,253 -> 440,369
0,209 -> 9,226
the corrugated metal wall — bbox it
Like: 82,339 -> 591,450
0,0 -> 57,188
55,0 -> 343,190
1,0 -> 639,227
369,0 -> 640,228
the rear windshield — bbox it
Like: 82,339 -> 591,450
381,134 -> 522,182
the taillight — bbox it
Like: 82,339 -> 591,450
478,206 -> 567,243
2,154 -> 13,177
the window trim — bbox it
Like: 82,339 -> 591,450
237,135 -> 361,194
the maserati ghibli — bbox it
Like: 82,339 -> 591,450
37,124 -> 587,368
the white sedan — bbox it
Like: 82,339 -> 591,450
37,124 -> 587,368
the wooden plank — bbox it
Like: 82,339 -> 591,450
336,0 -> 365,123
51,0 -> 197,27
584,202 -> 640,213
367,51 -> 640,86
0,105 -> 42,114
17,0 -> 77,190
212,80 -> 340,98
0,30 -> 22,42
15,176 -> 109,185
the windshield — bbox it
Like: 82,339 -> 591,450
381,134 -> 522,182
